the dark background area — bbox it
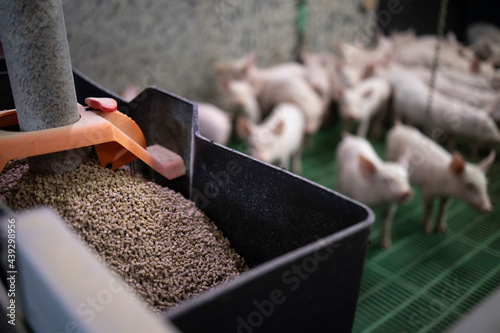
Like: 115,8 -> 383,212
377,0 -> 500,43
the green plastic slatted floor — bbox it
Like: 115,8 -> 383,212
229,124 -> 500,333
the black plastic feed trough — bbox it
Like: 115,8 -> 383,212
0,67 -> 375,332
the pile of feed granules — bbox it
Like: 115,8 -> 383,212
0,156 -> 248,312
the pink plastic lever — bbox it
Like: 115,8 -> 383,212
85,97 -> 118,113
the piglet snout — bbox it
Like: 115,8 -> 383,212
235,97 -> 246,108
345,110 -> 358,121
478,202 -> 492,213
399,190 -> 413,202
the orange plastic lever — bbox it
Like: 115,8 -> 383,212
0,105 -> 186,180
0,109 -> 18,128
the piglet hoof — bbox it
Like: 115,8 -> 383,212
438,223 -> 447,233
381,239 -> 392,249
424,224 -> 433,235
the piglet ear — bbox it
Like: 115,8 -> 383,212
361,63 -> 375,79
241,53 -> 256,77
213,62 -> 225,73
236,116 -> 252,139
449,153 -> 465,175
272,120 -> 284,135
299,51 -> 309,63
334,60 -> 344,73
217,76 -> 230,92
447,31 -> 457,44
376,32 -> 386,44
478,150 -> 496,172
362,89 -> 374,99
359,155 -> 377,179
319,53 -> 330,67
334,86 -> 344,100
408,28 -> 416,39
244,53 -> 256,67
470,57 -> 481,73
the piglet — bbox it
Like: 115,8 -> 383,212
197,103 -> 232,146
335,134 -> 412,248
386,123 -> 495,234
485,93 -> 500,126
301,52 -> 333,110
394,34 -> 494,75
120,83 -> 139,102
336,33 -> 394,67
215,54 -> 325,134
214,53 -> 306,87
338,76 -> 391,138
467,23 -> 500,65
296,52 -> 347,102
218,79 -> 261,123
412,67 -> 496,109
379,63 -> 500,146
257,75 -> 324,135
237,103 -> 305,174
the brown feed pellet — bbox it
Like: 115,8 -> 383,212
0,156 -> 248,312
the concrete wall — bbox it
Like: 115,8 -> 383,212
305,0 -> 376,54
62,0 -> 373,103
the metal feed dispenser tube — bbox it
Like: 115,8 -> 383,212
0,0 -> 82,173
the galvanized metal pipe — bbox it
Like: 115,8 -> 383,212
0,0 -> 84,173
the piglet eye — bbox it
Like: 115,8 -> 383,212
465,182 -> 477,192
382,177 -> 395,188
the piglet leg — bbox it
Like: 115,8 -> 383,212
356,117 -> 370,138
437,197 -> 450,233
371,103 -> 388,140
291,145 -> 303,175
343,117 -> 353,134
423,195 -> 434,235
447,136 -> 456,152
381,203 -> 398,249
471,142 -> 478,157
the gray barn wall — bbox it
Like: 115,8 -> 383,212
306,0 -> 376,54
62,0 -> 374,104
